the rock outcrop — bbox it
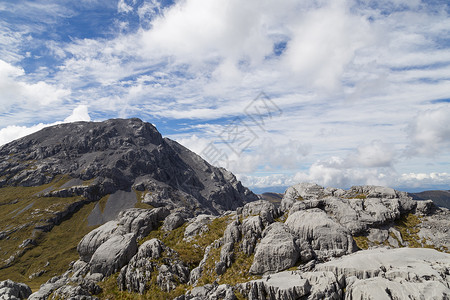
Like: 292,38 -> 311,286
249,223 -> 299,274
117,239 -> 190,293
317,247 -> 450,299
14,181 -> 450,300
0,280 -> 32,300
285,209 -> 355,260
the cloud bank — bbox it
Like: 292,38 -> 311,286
0,0 -> 449,191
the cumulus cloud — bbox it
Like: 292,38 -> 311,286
0,60 -> 70,111
0,105 -> 91,146
2,0 -> 450,192
282,1 -> 372,89
408,105 -> 450,155
63,104 -> 91,123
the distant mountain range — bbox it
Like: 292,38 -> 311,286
409,190 -> 450,209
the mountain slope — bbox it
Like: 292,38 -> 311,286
0,118 -> 257,288
18,183 -> 450,299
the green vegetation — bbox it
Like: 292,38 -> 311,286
296,195 -> 304,201
395,213 -> 421,247
0,201 -> 98,291
197,242 -> 259,286
98,215 -> 237,299
346,193 -> 367,199
141,215 -> 232,268
0,176 -> 99,291
133,190 -> 153,210
353,235 -> 370,250
98,195 -> 109,212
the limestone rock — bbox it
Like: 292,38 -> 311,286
0,280 -> 32,300
241,200 -> 279,225
250,223 -> 299,274
239,271 -> 311,300
285,209 -> 355,260
162,212 -> 186,231
316,247 -> 450,299
241,216 -> 264,255
367,228 -> 389,244
115,207 -> 170,238
118,239 -> 189,294
184,214 -> 216,241
78,207 -> 169,264
418,207 -> 450,251
415,199 -> 435,215
28,276 -> 68,300
281,183 -> 325,211
89,233 -> 138,276
51,285 -> 99,300
301,271 -> 342,300
346,277 -> 449,300
77,221 -> 118,262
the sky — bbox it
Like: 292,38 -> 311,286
0,0 -> 449,193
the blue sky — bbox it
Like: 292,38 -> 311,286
1,0 -> 450,192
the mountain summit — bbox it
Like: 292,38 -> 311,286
0,118 -> 257,216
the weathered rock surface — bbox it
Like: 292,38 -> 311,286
241,215 -> 264,255
281,183 -> 326,211
317,247 -> 450,299
19,182 -> 450,300
89,233 -> 138,276
77,207 -> 169,263
250,223 -> 299,274
163,212 -> 186,231
184,214 -> 216,241
0,280 -> 32,300
284,184 -> 418,235
285,209 -> 355,260
118,238 -> 189,293
418,207 -> 450,251
239,271 -> 311,300
182,283 -> 236,300
240,200 -> 280,225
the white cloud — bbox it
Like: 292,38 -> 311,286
408,105 -> 450,155
0,105 -> 91,146
282,1 -> 373,90
63,104 -> 91,123
1,0 -> 450,192
399,172 -> 450,189
353,140 -> 395,168
118,0 -> 133,13
0,60 -> 71,111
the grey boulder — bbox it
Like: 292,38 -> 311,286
118,238 -> 189,294
250,223 -> 299,274
239,271 -> 311,300
285,209 -> 355,260
0,280 -> 32,300
162,212 -> 186,231
89,233 -> 138,276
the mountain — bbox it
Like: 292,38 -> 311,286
0,118 -> 257,288
409,190 -> 450,209
1,120 -> 449,299
3,181 -> 448,299
258,192 -> 283,206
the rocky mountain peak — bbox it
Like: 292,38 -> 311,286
0,118 -> 257,215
